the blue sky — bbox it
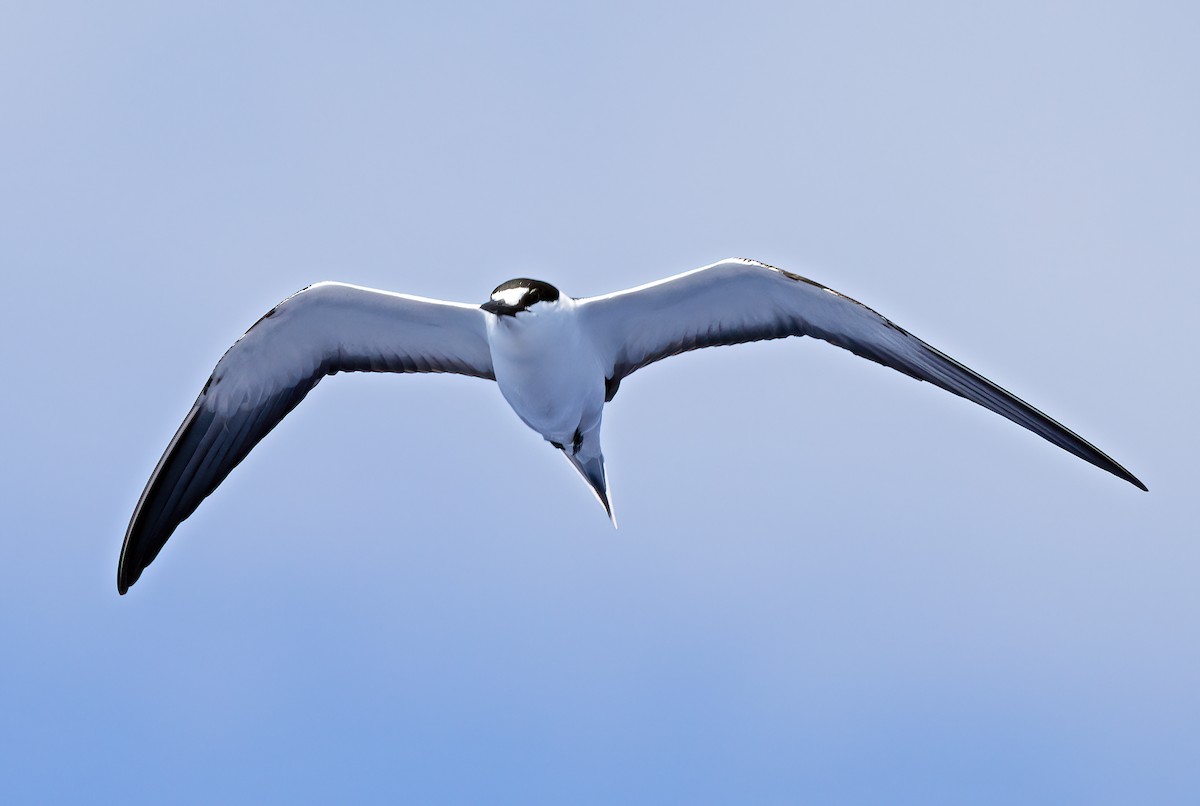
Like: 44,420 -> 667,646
1,2 -> 1196,803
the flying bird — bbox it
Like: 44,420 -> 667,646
118,258 -> 1145,593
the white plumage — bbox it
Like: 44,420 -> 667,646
118,258 -> 1145,593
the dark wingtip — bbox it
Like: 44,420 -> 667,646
1101,465 -> 1147,491
117,553 -> 130,595
117,559 -> 139,595
1101,457 -> 1147,492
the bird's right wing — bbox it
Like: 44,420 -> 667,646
118,282 -> 494,594
577,258 -> 1145,491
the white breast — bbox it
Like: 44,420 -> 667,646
486,297 -> 606,443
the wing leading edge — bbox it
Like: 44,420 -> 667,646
578,258 -> 1145,491
118,282 -> 494,594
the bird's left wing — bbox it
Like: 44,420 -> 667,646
577,258 -> 1145,491
118,282 -> 493,593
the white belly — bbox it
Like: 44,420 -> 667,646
486,301 -> 605,443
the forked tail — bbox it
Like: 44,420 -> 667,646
562,447 -> 616,527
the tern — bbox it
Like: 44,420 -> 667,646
118,258 -> 1145,593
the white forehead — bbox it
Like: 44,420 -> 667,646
493,287 -> 528,306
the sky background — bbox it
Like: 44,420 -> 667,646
2,1 -> 1197,803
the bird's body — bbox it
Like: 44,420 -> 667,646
118,258 -> 1146,594
485,282 -> 614,516
488,292 -> 604,447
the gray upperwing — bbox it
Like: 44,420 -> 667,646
577,258 -> 1145,491
118,282 -> 494,593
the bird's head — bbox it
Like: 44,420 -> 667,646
480,278 -> 561,317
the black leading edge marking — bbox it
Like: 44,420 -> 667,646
604,375 -> 621,402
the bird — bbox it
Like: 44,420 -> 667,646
117,257 -> 1146,593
